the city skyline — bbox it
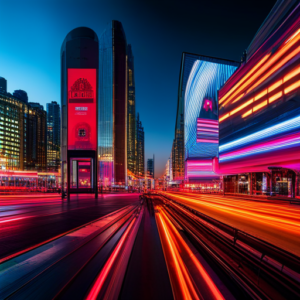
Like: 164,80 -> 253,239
0,0 -> 276,176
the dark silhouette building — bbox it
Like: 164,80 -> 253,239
0,77 -> 7,93
25,103 -> 47,171
127,44 -> 136,177
136,113 -> 144,178
47,101 -> 60,171
13,90 -> 28,103
147,156 -> 155,179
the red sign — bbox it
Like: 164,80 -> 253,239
68,69 -> 97,150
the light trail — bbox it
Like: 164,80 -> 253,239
155,206 -> 200,300
162,192 -> 300,256
85,217 -> 136,300
159,207 -> 225,300
0,217 -> 26,224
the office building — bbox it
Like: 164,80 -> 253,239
99,20 -> 128,187
218,0 -> 300,197
47,101 -> 60,171
0,83 -> 47,171
136,113 -> 144,178
127,44 -> 136,176
0,90 -> 25,170
147,156 -> 154,179
25,103 -> 47,171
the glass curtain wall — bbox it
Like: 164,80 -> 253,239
99,22 -> 114,187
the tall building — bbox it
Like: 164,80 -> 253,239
127,44 -> 136,176
136,113 -> 144,177
46,101 -> 60,171
0,77 -> 7,92
174,53 -> 239,186
26,103 -> 47,171
0,83 -> 47,171
0,89 -> 25,170
13,90 -> 28,103
147,156 -> 155,179
218,0 -> 300,197
99,20 -> 128,187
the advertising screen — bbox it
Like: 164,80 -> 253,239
68,69 -> 97,150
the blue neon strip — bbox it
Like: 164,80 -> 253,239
219,115 -> 300,154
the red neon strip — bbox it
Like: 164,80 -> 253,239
86,218 -> 136,300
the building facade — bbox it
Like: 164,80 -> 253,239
26,103 -> 47,171
99,20 -> 127,187
0,85 -> 47,172
218,0 -> 300,197
47,101 -> 60,171
136,113 -> 145,178
127,44 -> 136,176
174,53 -> 239,186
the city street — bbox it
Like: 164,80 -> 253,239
1,193 -> 299,299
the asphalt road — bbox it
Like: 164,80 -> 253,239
0,193 -> 140,260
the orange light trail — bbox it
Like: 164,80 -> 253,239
159,208 -> 225,300
162,192 -> 300,256
156,207 -> 200,300
219,29 -> 299,107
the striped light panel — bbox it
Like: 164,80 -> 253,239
197,118 -> 218,143
186,160 -> 217,178
185,60 -> 238,159
219,115 -> 300,162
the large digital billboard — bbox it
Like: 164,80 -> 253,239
68,69 -> 97,150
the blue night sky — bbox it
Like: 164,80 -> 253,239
0,0 -> 276,177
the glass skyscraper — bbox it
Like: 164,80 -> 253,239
46,101 -> 60,171
99,21 -> 127,187
127,44 -> 136,176
136,113 -> 144,178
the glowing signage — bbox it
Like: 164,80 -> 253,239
197,118 -> 219,143
68,69 -> 97,150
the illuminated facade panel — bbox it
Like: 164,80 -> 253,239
181,53 -> 239,182
218,2 -> 300,197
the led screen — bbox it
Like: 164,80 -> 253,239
68,69 -> 97,150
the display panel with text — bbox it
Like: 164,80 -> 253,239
68,69 -> 97,150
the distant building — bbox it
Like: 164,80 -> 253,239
46,101 -> 60,171
0,90 -> 26,170
0,77 -> 7,93
26,103 -> 47,171
99,20 -> 127,187
0,84 -> 47,171
13,90 -> 28,103
127,44 -> 136,177
147,156 -> 155,179
136,113 -> 144,177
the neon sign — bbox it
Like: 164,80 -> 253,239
68,69 -> 97,150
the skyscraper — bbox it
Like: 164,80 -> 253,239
127,44 -> 136,176
99,20 -> 127,187
136,113 -> 144,178
147,156 -> 155,179
46,101 -> 60,171
26,103 -> 47,171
